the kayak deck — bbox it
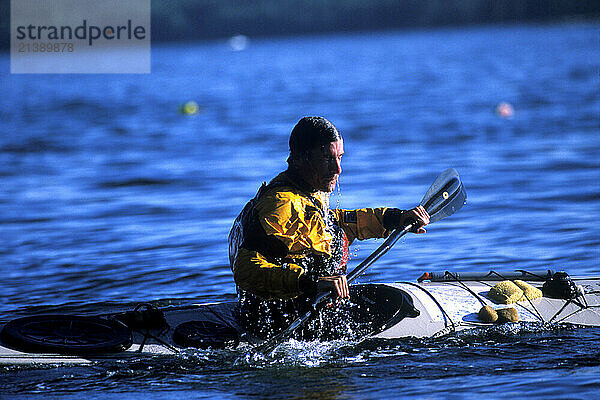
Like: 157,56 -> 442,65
1,275 -> 599,365
377,278 -> 600,339
0,302 -> 243,365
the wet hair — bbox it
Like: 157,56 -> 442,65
288,116 -> 342,163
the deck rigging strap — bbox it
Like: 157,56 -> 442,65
398,281 -> 456,334
482,272 -> 546,323
477,271 -> 600,325
204,303 -> 238,330
550,303 -> 600,324
112,303 -> 178,353
424,271 -> 547,323
541,272 -> 597,324
442,272 -> 488,307
546,291 -> 600,325
418,270 -> 555,282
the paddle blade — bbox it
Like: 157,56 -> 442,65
419,168 -> 466,224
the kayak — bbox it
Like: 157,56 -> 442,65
1,270 -> 599,366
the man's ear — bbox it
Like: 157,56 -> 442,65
290,149 -> 312,167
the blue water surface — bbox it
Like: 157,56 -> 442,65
0,22 -> 599,399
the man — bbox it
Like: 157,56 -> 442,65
229,116 -> 429,338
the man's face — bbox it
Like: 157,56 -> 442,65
304,139 -> 344,193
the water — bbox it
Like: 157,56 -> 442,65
1,22 -> 599,398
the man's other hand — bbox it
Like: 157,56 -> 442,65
383,206 -> 430,234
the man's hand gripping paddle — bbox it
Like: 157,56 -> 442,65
255,168 -> 467,353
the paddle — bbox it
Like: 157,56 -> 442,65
255,168 -> 467,353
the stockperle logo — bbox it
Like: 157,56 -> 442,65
11,0 -> 151,74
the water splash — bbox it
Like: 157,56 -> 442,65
236,338 -> 360,368
232,321 -> 591,369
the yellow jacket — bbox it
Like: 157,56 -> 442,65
229,171 -> 391,300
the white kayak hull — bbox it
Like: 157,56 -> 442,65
2,275 -> 599,365
376,278 -> 600,339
